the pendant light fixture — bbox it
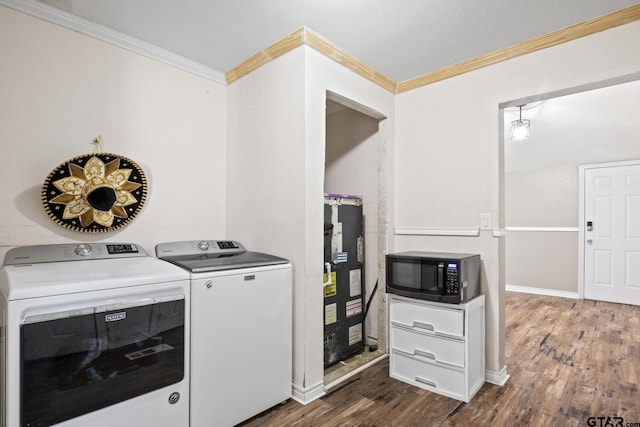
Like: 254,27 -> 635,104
510,105 -> 530,141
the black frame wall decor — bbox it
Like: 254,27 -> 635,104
41,152 -> 148,233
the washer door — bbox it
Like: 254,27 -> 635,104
20,296 -> 185,427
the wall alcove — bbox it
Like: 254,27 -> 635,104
323,91 -> 388,388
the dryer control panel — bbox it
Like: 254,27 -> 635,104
156,240 -> 246,258
155,240 -> 289,273
217,241 -> 239,250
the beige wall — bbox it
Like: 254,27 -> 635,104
0,6 -> 228,257
506,232 -> 579,292
505,167 -> 579,293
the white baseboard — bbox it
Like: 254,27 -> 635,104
506,284 -> 579,299
485,366 -> 510,386
291,381 -> 325,405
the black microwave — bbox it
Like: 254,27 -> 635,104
386,252 -> 481,304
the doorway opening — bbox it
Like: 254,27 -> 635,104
323,91 -> 387,388
503,75 -> 640,300
500,73 -> 640,403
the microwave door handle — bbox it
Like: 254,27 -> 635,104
437,262 -> 444,294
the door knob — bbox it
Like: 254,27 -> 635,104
587,239 -> 593,245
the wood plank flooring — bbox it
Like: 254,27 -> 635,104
240,292 -> 640,426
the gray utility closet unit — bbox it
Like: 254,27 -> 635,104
323,194 -> 365,367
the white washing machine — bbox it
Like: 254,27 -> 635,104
0,243 -> 191,427
156,240 -> 292,427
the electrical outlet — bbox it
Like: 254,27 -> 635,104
480,213 -> 492,230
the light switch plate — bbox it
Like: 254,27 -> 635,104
480,213 -> 492,230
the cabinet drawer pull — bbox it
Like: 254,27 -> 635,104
413,321 -> 435,332
415,349 -> 436,361
393,348 -> 463,369
415,376 -> 437,388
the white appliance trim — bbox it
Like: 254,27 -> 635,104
0,0 -> 226,83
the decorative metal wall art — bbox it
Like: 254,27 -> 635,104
41,152 -> 148,233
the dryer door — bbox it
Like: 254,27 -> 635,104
20,295 -> 185,427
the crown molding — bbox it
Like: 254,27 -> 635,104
227,4 -> 640,93
0,0 -> 226,84
227,26 -> 397,93
303,27 -> 397,93
225,27 -> 306,85
396,4 -> 640,93
3,0 -> 639,93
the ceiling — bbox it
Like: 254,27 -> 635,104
38,0 -> 640,83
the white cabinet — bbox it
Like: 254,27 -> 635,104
388,294 -> 485,402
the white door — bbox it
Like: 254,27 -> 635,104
583,162 -> 640,305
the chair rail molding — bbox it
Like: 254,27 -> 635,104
395,227 -> 480,237
506,226 -> 580,232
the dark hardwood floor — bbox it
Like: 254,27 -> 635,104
240,292 -> 640,426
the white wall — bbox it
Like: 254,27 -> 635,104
227,45 -> 394,402
226,47 -> 308,397
325,107 -> 380,343
395,20 -> 640,376
0,6 -> 227,258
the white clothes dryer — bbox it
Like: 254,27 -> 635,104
0,243 -> 190,427
156,240 -> 292,427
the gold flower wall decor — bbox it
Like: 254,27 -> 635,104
41,153 -> 148,233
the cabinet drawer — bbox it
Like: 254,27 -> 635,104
390,349 -> 465,400
390,299 -> 464,338
390,325 -> 465,368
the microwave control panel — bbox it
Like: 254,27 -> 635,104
445,262 -> 459,294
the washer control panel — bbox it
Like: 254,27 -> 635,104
106,244 -> 140,254
3,243 -> 147,265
